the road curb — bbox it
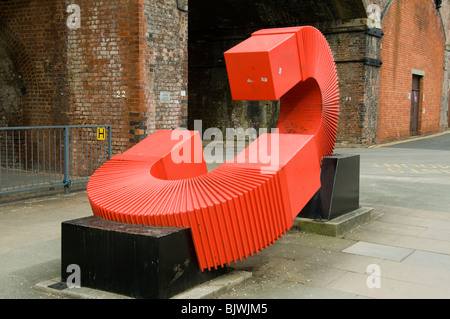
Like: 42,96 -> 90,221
293,207 -> 374,237
34,270 -> 252,300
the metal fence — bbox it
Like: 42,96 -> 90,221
0,125 -> 111,195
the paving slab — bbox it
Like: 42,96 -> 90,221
245,256 -> 347,288
306,250 -> 383,274
378,259 -> 450,291
417,228 -> 450,241
393,236 -> 450,255
344,226 -> 404,246
213,275 -> 367,299
420,219 -> 450,231
402,250 -> 450,270
359,220 -> 427,237
325,271 -> 450,299
376,212 -> 428,227
342,241 -> 414,261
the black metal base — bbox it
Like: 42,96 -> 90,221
61,216 -> 227,299
298,154 -> 360,221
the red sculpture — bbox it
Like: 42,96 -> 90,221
87,26 -> 339,271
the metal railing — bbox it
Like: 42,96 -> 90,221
0,125 -> 111,195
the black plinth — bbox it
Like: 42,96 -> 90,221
298,154 -> 360,221
61,216 -> 226,299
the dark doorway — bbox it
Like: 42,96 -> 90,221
410,75 -> 421,136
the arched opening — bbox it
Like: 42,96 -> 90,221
0,22 -> 34,127
188,0 -> 366,138
0,43 -> 24,127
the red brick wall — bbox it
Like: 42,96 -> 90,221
67,0 -> 188,154
67,0 -> 144,153
378,0 -> 445,142
0,0 -> 188,155
0,0 -> 70,127
144,0 -> 189,133
326,30 -> 376,145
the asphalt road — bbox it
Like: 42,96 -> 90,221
337,132 -> 450,213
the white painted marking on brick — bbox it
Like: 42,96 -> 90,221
66,4 -> 81,30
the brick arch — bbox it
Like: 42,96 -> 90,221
0,1 -> 71,127
188,0 -> 365,138
0,21 -> 35,126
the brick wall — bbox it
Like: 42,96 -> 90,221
0,0 -> 70,127
67,0 -> 188,154
144,0 -> 189,133
378,0 -> 445,142
326,29 -> 381,145
0,45 -> 24,127
66,0 -> 144,153
0,0 -> 188,155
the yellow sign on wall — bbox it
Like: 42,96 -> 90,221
97,127 -> 106,141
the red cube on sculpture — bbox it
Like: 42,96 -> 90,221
224,32 -> 302,101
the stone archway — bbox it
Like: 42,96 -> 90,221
188,0 -> 368,141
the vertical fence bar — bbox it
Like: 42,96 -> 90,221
0,130 -> 2,192
53,129 -> 56,185
18,130 -> 21,188
63,126 -> 70,195
108,125 -> 112,160
31,129 -> 34,187
25,130 -> 28,188
36,130 -> 41,185
42,129 -> 45,185
48,128 -> 51,185
95,129 -> 98,175
5,131 -> 9,191
80,128 -> 84,179
90,128 -> 94,176
59,129 -> 62,185
12,131 -> 15,190
74,128 -> 78,182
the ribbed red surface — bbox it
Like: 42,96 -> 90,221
87,26 -> 339,271
248,26 -> 340,157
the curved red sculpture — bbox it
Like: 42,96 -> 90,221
87,26 -> 339,271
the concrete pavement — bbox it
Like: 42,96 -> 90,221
0,130 -> 449,300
